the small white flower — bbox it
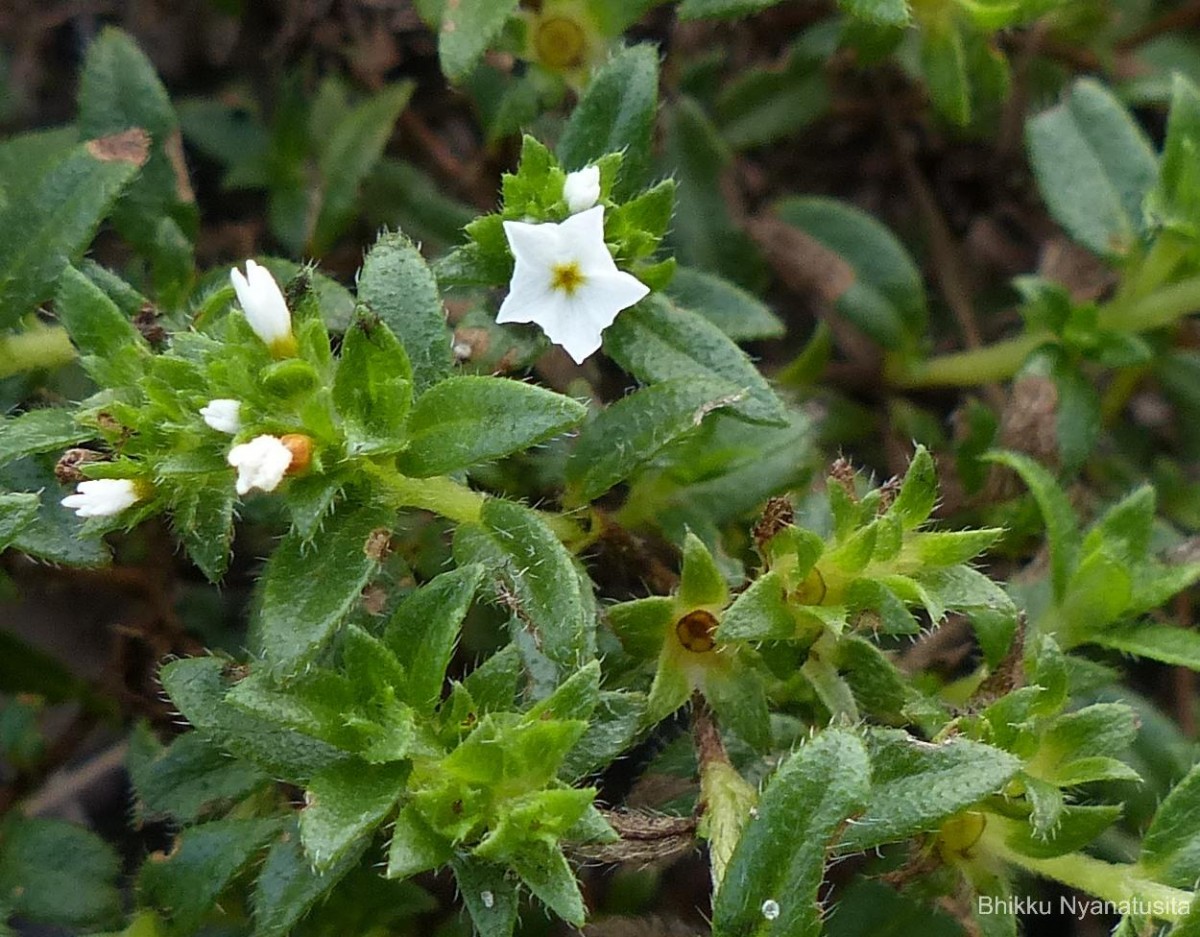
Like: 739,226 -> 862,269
227,434 -> 293,495
496,205 -> 648,364
61,478 -> 141,518
761,899 -> 780,921
230,259 -> 293,351
563,165 -> 601,214
200,399 -> 242,434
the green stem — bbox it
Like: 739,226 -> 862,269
886,333 -> 1050,389
1112,232 -> 1189,307
1101,274 -> 1200,333
362,462 -> 589,544
989,838 -> 1192,922
0,325 -> 76,378
364,465 -> 486,525
892,270 -> 1200,390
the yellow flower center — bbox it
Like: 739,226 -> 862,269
533,15 -> 587,70
550,261 -> 586,296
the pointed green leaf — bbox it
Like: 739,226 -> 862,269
300,761 -> 407,871
128,724 -> 269,823
0,816 -> 122,930
313,82 -> 413,252
139,818 -> 280,933
557,44 -> 659,199
510,843 -> 586,925
0,133 -> 145,328
254,501 -> 394,673
454,499 -> 593,677
78,27 -> 196,256
357,231 -> 452,393
719,571 -> 795,641
1146,75 -> 1200,239
839,730 -> 1021,852
398,376 -> 586,477
773,197 -> 927,349
603,295 -> 788,426
253,820 -> 367,937
1142,760 -> 1200,888
1089,623 -> 1200,670
1026,78 -> 1157,257
665,266 -> 785,341
0,409 -> 87,468
388,803 -> 453,880
160,658 -> 347,782
714,728 -> 869,937
566,377 -> 739,503
984,450 -> 1080,600
0,493 -> 39,551
437,0 -> 521,82
333,314 -> 413,455
385,564 -> 484,709
451,857 -> 519,937
679,531 -> 729,608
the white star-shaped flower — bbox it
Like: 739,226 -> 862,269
227,434 -> 293,495
61,478 -> 141,518
230,259 -> 294,354
200,399 -> 242,434
563,165 -> 600,214
496,206 -> 648,364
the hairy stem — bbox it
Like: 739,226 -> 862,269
990,837 -> 1193,922
365,465 -> 486,525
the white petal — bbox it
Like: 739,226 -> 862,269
540,295 -> 607,363
496,267 -> 557,325
539,272 -> 647,363
558,206 -> 615,273
227,435 -> 293,495
231,260 -> 292,347
580,270 -> 650,321
503,219 -> 568,270
200,399 -> 242,434
61,478 -> 140,518
563,165 -> 601,214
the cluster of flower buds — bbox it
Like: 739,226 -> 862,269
61,167 -> 650,519
62,262 -> 310,518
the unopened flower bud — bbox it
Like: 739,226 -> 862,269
230,260 -> 294,355
563,165 -> 600,214
61,478 -> 142,518
200,399 -> 242,434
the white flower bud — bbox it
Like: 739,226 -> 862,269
563,165 -> 601,214
61,478 -> 141,518
227,434 -> 294,495
200,399 -> 242,434
230,259 -> 293,352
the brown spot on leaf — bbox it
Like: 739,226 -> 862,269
86,128 -> 150,166
164,130 -> 195,203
